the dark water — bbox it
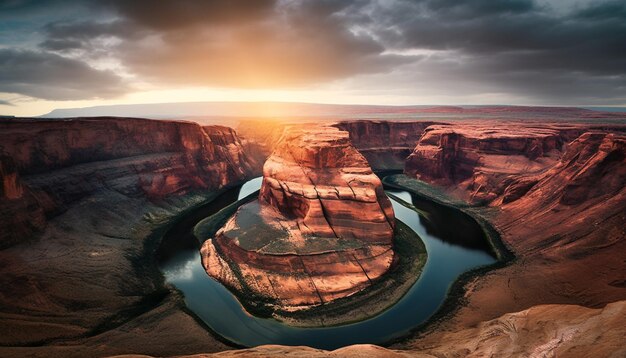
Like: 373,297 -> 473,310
158,178 -> 496,349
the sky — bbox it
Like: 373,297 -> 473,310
1,0 -> 625,116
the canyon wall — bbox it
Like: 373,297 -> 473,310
235,120 -> 287,164
403,123 -> 625,205
0,117 -> 261,356
336,120 -> 438,170
202,125 -> 395,307
0,118 -> 260,248
233,119 -> 437,171
399,122 -> 626,356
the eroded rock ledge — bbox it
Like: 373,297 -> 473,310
201,125 -> 396,308
404,123 -> 624,205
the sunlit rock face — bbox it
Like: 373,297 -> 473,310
405,124 -> 569,205
202,126 -> 395,308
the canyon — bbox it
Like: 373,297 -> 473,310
0,113 -> 624,357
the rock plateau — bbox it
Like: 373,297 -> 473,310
201,125 -> 395,308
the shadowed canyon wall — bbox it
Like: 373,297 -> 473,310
399,122 -> 626,357
0,117 -> 264,357
0,118 -> 260,248
335,120 -> 438,170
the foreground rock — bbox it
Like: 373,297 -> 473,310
202,125 -> 395,308
110,300 -> 626,357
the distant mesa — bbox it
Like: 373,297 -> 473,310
38,101 -> 626,123
201,125 -> 395,308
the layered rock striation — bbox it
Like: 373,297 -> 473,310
404,124 -> 586,204
0,118 -> 260,248
202,126 -> 395,307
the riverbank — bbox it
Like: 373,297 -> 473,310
382,174 -> 515,345
0,186 -> 244,357
383,174 -> 513,262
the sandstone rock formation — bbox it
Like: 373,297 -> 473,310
403,123 -> 625,204
398,124 -> 626,357
126,300 -> 626,358
0,117 -> 259,356
202,125 -> 395,307
0,118 -> 260,248
336,120 -> 438,170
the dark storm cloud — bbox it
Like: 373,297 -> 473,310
574,0 -> 626,20
0,49 -> 127,100
104,0 -> 277,30
39,20 -> 143,51
424,0 -> 536,17
2,0 -> 625,104
37,0 -> 406,88
364,0 -> 626,103
378,0 -> 626,54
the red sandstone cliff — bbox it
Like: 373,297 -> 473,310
0,117 -> 261,356
399,123 -> 626,355
402,123 -> 621,204
0,118 -> 260,248
201,125 -> 395,307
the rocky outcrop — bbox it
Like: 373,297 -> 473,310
202,125 -> 395,308
0,118 -> 260,248
404,123 -> 626,205
336,120 -> 438,170
406,299 -> 626,358
405,124 -> 578,204
117,300 -> 626,358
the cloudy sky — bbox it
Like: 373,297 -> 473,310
1,0 -> 625,116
